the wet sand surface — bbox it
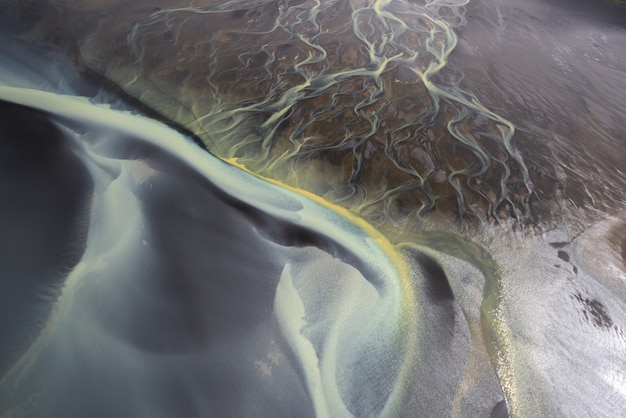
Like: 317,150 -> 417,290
0,98 -> 311,417
453,0 -> 626,221
0,101 -> 93,377
3,0 -> 624,226
1,0 -> 626,417
0,84 -> 487,417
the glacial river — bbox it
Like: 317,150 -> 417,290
1,0 -> 625,417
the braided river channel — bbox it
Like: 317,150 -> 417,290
1,0 -> 626,416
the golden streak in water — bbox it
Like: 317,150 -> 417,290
225,156 -> 418,416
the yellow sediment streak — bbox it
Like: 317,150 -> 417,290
225,156 -> 418,416
225,155 -> 413,306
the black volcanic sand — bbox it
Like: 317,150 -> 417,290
1,1 -> 626,416
0,43 -> 515,417
452,0 -> 626,223
3,0 -> 625,229
0,93 -> 501,417
0,99 -> 318,417
622,235 -> 626,270
0,101 -> 93,376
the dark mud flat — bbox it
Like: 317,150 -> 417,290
0,101 -> 93,376
0,98 -> 319,417
1,85 -> 491,417
454,0 -> 626,221
0,0 -> 556,225
2,1 -> 624,228
1,0 -> 626,417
